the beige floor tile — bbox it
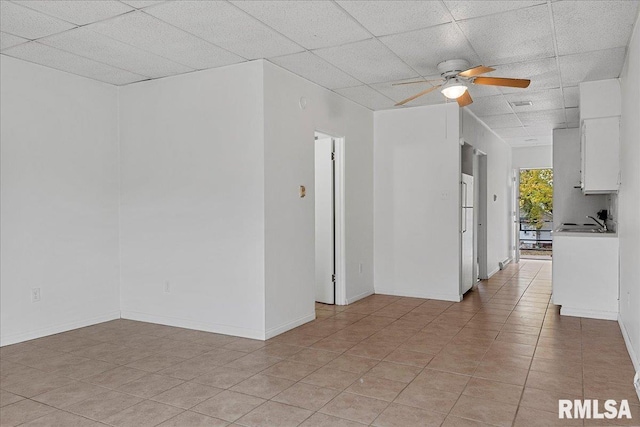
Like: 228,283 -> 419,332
223,354 -> 282,374
51,358 -> 117,380
372,402 -> 446,427
261,360 -> 319,381
288,348 -> 341,366
103,400 -> 184,427
1,371 -> 77,398
192,390 -> 265,422
520,386 -> 582,414
65,390 -> 144,421
19,409 -> 103,426
450,395 -> 518,427
84,366 -> 147,389
157,411 -> 229,426
394,384 -> 460,413
193,367 -> 255,389
299,412 -> 365,426
323,354 -> 379,374
319,392 -> 389,424
346,342 -> 398,360
513,406 -> 583,426
311,338 -> 357,353
273,382 -> 340,411
252,343 -> 304,359
301,367 -> 361,390
152,381 -> 223,409
237,401 -> 313,427
366,362 -> 422,383
526,370 -> 584,395
413,369 -> 471,394
125,354 -> 186,372
0,390 -> 25,408
115,373 -> 184,398
383,348 -> 434,367
230,374 -> 295,399
31,381 -> 106,408
441,416 -> 496,427
462,377 -> 523,405
0,399 -> 56,426
346,375 -> 406,402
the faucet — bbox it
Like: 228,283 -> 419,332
586,215 -> 607,232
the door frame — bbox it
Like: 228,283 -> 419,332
514,169 -> 521,264
475,149 -> 489,280
315,131 -> 346,305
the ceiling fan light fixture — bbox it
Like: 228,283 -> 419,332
441,78 -> 468,99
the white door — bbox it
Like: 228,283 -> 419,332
315,136 -> 334,304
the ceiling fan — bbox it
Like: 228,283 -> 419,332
394,59 -> 531,107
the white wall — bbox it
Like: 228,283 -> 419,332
552,128 -> 609,229
618,15 -> 640,372
461,110 -> 514,276
1,56 -> 120,346
374,104 -> 461,301
118,62 -> 267,339
263,61 -> 374,336
512,145 -> 553,170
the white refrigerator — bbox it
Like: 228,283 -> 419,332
461,173 -> 474,295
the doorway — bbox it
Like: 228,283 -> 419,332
516,168 -> 553,260
314,131 -> 345,305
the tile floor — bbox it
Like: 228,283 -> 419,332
1,260 -> 638,426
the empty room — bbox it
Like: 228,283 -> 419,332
1,1 -> 639,426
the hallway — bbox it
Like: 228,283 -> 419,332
1,260 -> 637,426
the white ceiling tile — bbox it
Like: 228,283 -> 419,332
145,1 -> 303,59
444,1 -> 546,20
13,1 -> 133,26
558,47 -> 627,86
493,127 -> 530,139
2,41 -> 147,85
0,1 -> 75,39
479,113 -> 522,128
563,85 -> 579,108
119,0 -> 166,9
314,38 -> 417,84
370,79 -> 448,106
552,1 -> 639,55
517,108 -> 566,127
334,85 -> 396,110
0,32 -> 29,51
487,57 -> 561,94
524,126 -> 553,136
336,1 -> 451,37
88,12 -> 244,70
458,4 -> 555,65
268,51 -> 361,89
39,27 -> 193,78
506,136 -> 552,147
505,88 -> 564,112
380,23 -> 480,76
467,94 -> 513,117
232,1 -> 370,50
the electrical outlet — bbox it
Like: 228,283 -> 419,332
164,281 -> 170,293
31,288 -> 41,303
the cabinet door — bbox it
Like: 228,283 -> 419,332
582,117 -> 620,194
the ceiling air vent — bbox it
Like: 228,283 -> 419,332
512,101 -> 533,107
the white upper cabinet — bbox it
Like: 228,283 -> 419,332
581,117 -> 620,194
579,79 -> 621,194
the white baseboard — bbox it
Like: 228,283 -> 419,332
265,313 -> 315,340
618,315 -> 640,373
346,289 -> 374,305
0,310 -> 121,347
121,310 -> 265,340
375,288 -> 462,302
560,306 -> 618,321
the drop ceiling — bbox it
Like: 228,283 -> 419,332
1,0 -> 638,147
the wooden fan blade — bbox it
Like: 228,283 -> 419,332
473,77 -> 530,88
458,65 -> 495,78
457,91 -> 473,107
395,85 -> 442,106
392,79 -> 444,86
